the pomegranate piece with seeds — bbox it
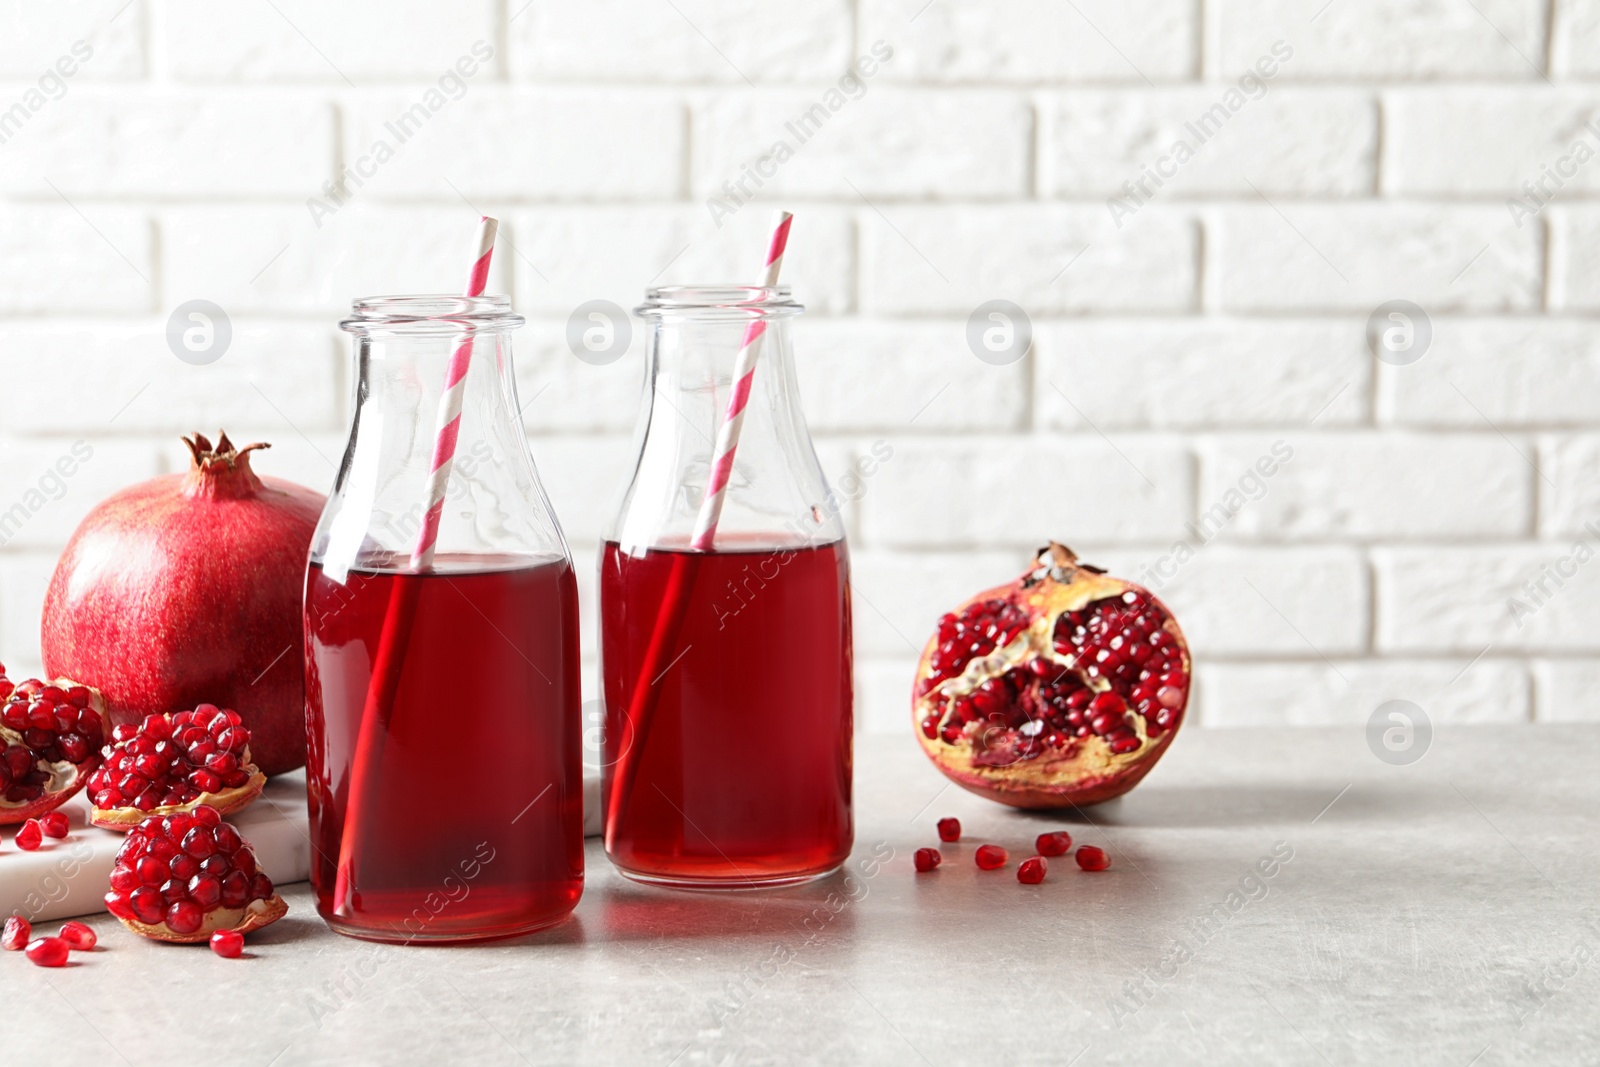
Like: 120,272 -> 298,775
25,936 -> 69,967
1075,846 -> 1110,871
936,817 -> 961,843
1036,831 -> 1072,856
1017,856 -> 1048,884
58,921 -> 97,951
86,705 -> 265,831
3,915 -> 30,950
103,804 -> 285,944
974,844 -> 1008,870
913,543 -> 1190,809
913,847 -> 942,872
0,667 -> 109,825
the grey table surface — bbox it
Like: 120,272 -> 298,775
8,727 -> 1598,1066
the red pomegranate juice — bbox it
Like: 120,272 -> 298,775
600,536 -> 853,887
305,554 -> 582,941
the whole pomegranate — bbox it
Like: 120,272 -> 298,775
43,433 -> 324,776
913,543 -> 1190,808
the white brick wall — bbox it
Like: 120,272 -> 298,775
1,0 -> 1595,732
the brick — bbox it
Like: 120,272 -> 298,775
525,436 -> 637,546
509,0 -> 852,82
163,0 -> 498,81
1552,0 -> 1600,78
513,320 -> 645,436
691,89 -> 1030,201
342,89 -> 683,200
1550,208 -> 1600,309
1218,0 -> 1547,81
1197,434 -> 1532,541
1214,205 -> 1543,312
797,321 -> 1029,432
860,438 -> 1192,548
0,553 -> 61,672
0,0 -> 143,79
1196,659 -> 1530,727
0,437 -> 161,549
864,0 -> 1195,82
1127,546 -> 1368,657
0,322 -> 342,434
862,206 -> 1197,315
0,205 -> 152,314
1533,660 -> 1600,721
1042,89 -> 1375,197
162,205 -> 514,315
1384,89 -> 1600,195
849,548 -> 1030,657
508,206 -> 855,317
1036,319 -> 1369,430
1375,545 -> 1600,652
1542,436 -> 1600,536
1379,320 -> 1600,427
0,91 -> 334,196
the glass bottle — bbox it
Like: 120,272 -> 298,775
305,295 -> 582,942
600,285 -> 853,889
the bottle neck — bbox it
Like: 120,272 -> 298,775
610,310 -> 842,554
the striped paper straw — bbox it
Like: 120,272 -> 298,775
410,215 -> 498,570
688,210 -> 793,551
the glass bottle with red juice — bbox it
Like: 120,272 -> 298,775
600,285 -> 853,888
305,295 -> 582,942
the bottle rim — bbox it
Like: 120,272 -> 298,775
341,294 -> 524,334
636,285 -> 804,320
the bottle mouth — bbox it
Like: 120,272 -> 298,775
341,294 -> 524,334
637,285 -> 803,320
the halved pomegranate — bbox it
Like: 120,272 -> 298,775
86,706 -> 264,831
0,667 -> 108,825
103,805 -> 285,943
913,544 -> 1190,809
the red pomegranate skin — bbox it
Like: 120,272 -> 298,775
42,434 -> 324,777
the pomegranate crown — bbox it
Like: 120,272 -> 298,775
180,432 -> 270,499
1026,542 -> 1106,586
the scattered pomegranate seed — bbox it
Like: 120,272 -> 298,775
1017,856 -> 1048,884
25,936 -> 69,967
936,817 -> 960,842
1075,845 -> 1110,871
913,847 -> 941,872
2,915 -> 30,950
210,929 -> 245,958
58,921 -> 97,951
1036,831 -> 1072,856
40,811 -> 69,839
15,819 -> 42,851
974,844 -> 1008,870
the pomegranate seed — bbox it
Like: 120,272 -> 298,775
3,915 -> 31,950
129,887 -> 165,925
165,900 -> 203,935
210,929 -> 245,958
936,817 -> 961,842
914,847 -> 941,873
1075,846 -> 1110,871
104,892 -> 135,921
40,811 -> 69,839
58,921 -> 97,951
15,819 -> 42,851
975,844 -> 1008,870
25,936 -> 69,967
1017,856 -> 1048,884
1036,831 -> 1072,856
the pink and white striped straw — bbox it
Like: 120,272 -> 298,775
689,210 -> 793,551
410,215 -> 498,570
